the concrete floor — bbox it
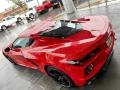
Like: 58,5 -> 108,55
0,3 -> 120,90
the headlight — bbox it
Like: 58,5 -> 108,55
64,60 -> 83,65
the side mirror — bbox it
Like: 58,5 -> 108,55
4,47 -> 11,52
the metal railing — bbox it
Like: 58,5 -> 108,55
73,0 -> 120,9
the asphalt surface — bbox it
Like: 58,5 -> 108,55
0,2 -> 120,90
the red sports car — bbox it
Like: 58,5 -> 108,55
3,15 -> 115,87
35,1 -> 53,14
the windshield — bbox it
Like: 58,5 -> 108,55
29,8 -> 33,11
12,38 -> 34,48
6,16 -> 14,20
40,20 -> 83,38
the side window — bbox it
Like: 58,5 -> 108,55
6,16 -> 14,20
6,17 -> 11,20
29,8 -> 33,11
12,38 -> 34,48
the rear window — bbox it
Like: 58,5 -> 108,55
12,38 -> 34,48
40,21 -> 83,38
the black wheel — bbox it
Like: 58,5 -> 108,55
43,8 -> 49,13
46,66 -> 74,88
26,17 -> 31,22
1,25 -> 7,31
45,9 -> 49,12
17,17 -> 22,22
16,17 -> 23,25
53,4 -> 59,9
29,13 -> 35,19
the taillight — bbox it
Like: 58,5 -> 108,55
60,48 -> 99,66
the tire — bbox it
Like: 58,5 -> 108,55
16,17 -> 23,25
46,66 -> 74,88
17,17 -> 22,22
29,13 -> 35,19
1,25 -> 7,31
43,8 -> 49,14
26,17 -> 31,22
45,9 -> 49,13
53,4 -> 59,9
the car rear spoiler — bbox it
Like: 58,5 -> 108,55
60,18 -> 90,23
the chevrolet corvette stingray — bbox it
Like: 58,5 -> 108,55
3,15 -> 115,87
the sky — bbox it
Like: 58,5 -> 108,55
0,0 -> 44,13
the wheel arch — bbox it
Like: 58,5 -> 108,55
44,65 -> 52,73
44,65 -> 75,87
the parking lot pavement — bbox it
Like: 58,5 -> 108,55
0,3 -> 120,90
77,0 -> 102,9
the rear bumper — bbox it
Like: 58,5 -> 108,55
63,32 -> 115,86
87,50 -> 113,84
75,49 -> 114,86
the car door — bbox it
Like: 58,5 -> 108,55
8,37 -> 38,69
6,16 -> 16,25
